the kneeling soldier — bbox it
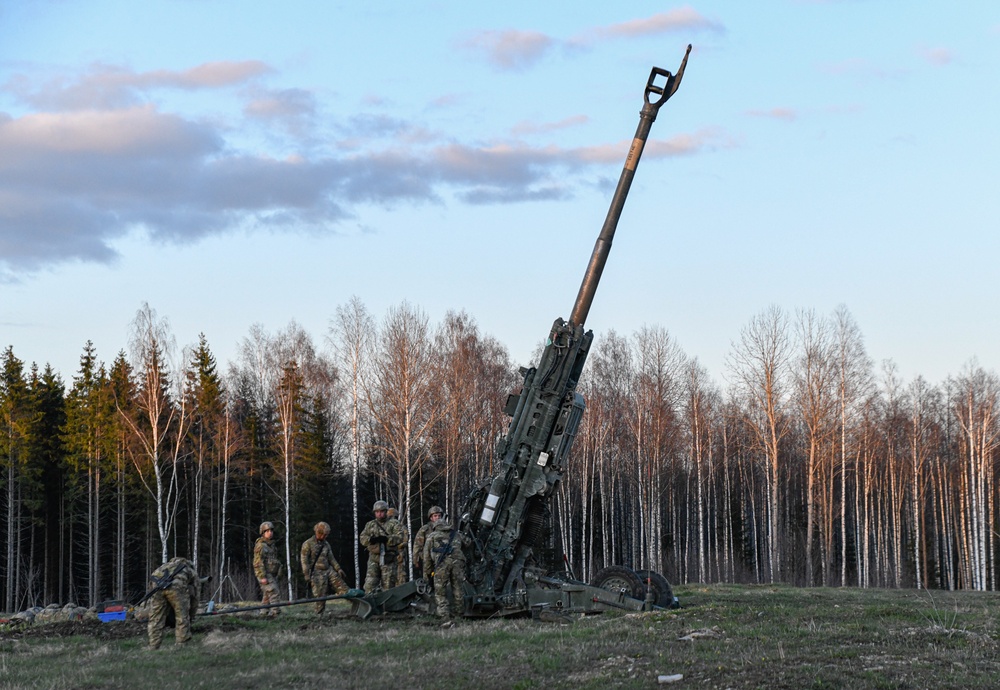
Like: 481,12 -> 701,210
301,521 -> 349,614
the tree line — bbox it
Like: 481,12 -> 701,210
1,299 -> 997,611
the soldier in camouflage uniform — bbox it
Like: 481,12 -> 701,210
358,500 -> 405,593
146,557 -> 203,649
253,521 -> 282,609
412,505 -> 443,579
300,521 -> 349,614
386,507 -> 409,585
423,516 -> 470,619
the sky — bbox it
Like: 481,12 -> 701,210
1,1 -> 997,389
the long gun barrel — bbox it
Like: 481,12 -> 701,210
200,590 -> 366,616
570,45 -> 691,328
459,47 -> 692,614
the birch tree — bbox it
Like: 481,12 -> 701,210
792,309 -> 836,586
331,296 -> 375,585
726,306 -> 790,582
367,302 -> 438,562
950,362 -> 999,590
833,305 -> 872,585
120,303 -> 189,564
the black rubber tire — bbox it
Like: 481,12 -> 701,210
590,565 -> 645,599
634,569 -> 675,608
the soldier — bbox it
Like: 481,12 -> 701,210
300,521 -> 349,614
423,516 -> 470,619
253,521 -> 282,610
358,500 -> 404,593
386,507 -> 409,585
146,557 -> 204,650
412,505 -> 443,578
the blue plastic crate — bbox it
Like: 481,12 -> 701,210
98,611 -> 126,622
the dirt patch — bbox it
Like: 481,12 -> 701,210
0,616 -> 255,642
0,619 -> 146,641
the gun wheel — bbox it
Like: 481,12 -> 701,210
590,566 -> 644,599
634,569 -> 676,608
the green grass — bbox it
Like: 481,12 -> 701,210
1,585 -> 998,689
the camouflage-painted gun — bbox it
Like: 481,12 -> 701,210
354,48 -> 691,619
202,590 -> 370,618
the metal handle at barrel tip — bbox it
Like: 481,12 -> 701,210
644,44 -> 692,110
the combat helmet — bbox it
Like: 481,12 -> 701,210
373,500 -> 389,513
314,521 -> 330,535
259,521 -> 274,535
428,505 -> 444,519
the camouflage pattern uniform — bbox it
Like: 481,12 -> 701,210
412,505 -> 443,578
359,500 -> 405,593
147,557 -> 201,649
253,521 -> 282,607
300,522 -> 349,614
387,507 -> 409,585
423,519 -> 470,618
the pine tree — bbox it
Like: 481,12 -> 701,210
1,347 -> 32,611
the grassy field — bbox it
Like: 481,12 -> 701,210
1,583 -> 998,689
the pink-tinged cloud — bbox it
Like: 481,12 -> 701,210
244,88 -> 316,120
592,7 -> 725,39
917,46 -> 953,66
556,128 -> 731,165
6,61 -> 272,111
511,115 -> 589,137
820,58 -> 906,80
746,107 -> 798,121
0,74 -> 720,276
147,61 -> 271,88
0,106 -> 219,161
462,29 -> 555,71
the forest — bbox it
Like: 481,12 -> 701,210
1,297 -> 998,613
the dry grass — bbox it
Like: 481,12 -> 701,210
1,586 -> 998,689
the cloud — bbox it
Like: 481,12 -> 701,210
917,46 -> 954,66
463,10 -> 722,71
244,87 -> 316,122
460,29 -> 555,71
575,128 -> 730,164
745,107 -> 798,121
0,106 -> 218,161
511,115 -> 589,137
0,61 -> 722,278
5,61 -> 271,111
820,57 -> 907,80
583,7 -> 725,42
243,87 -> 318,138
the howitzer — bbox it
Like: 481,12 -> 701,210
354,47 -> 691,619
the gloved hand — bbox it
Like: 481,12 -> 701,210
369,535 -> 388,544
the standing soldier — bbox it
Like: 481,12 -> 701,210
386,507 -> 409,585
145,557 -> 204,650
300,521 -> 350,614
253,521 -> 282,611
412,505 -> 443,579
423,515 -> 470,619
359,500 -> 404,593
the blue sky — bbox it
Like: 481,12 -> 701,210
1,1 -> 997,387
